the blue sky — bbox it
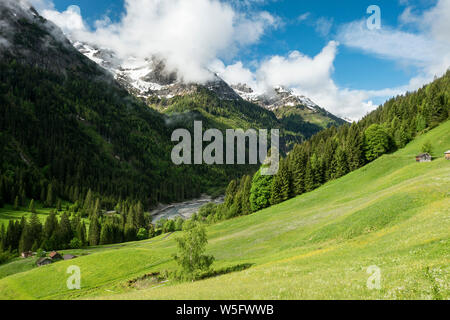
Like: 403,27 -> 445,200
33,0 -> 449,119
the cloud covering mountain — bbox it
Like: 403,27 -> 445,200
28,0 -> 450,120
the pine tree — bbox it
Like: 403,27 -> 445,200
29,213 -> 42,248
304,161 -> 315,192
83,189 -> 93,213
279,160 -> 291,201
124,208 -> 137,242
19,223 -> 32,253
13,196 -> 19,211
224,180 -> 238,209
346,125 -> 365,171
44,211 -> 58,239
135,201 -> 145,229
45,183 -> 54,207
56,199 -> 62,212
241,175 -> 253,216
28,199 -> 35,213
0,224 -> 6,251
100,222 -> 114,245
270,173 -> 283,206
88,214 -> 101,246
57,212 -> 73,248
331,147 -> 349,179
91,198 -> 100,219
76,221 -> 87,247
291,148 -> 306,196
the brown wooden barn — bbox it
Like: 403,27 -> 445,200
49,251 -> 63,260
445,151 -> 450,160
416,153 -> 432,162
21,251 -> 33,258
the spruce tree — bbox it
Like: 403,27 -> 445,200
83,189 -> 93,213
45,183 -> 54,207
29,213 -> 42,248
241,175 -> 253,216
124,208 -> 137,242
91,198 -> 100,218
76,221 -> 87,247
88,214 -> 101,246
43,211 -> 58,241
100,223 -> 114,245
28,199 -> 35,213
19,222 -> 32,253
57,213 -> 73,248
270,173 -> 283,206
135,201 -> 145,229
13,196 -> 19,211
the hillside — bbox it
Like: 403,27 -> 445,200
0,0 -> 264,210
0,120 -> 448,300
0,0 -> 348,214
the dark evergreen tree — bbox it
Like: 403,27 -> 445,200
88,214 -> 101,246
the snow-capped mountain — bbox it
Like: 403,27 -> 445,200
72,42 -> 348,124
231,84 -> 320,111
73,42 -> 240,101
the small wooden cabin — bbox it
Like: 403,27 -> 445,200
36,257 -> 52,267
445,151 -> 450,160
21,251 -> 33,259
416,153 -> 432,163
49,251 -> 63,260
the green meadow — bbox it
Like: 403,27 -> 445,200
0,205 -> 53,227
0,121 -> 449,300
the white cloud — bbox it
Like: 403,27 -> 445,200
213,41 -> 380,120
210,60 -> 259,89
37,0 -> 277,83
31,0 -> 450,120
41,5 -> 86,34
297,12 -> 310,22
337,0 -> 450,97
315,17 -> 333,37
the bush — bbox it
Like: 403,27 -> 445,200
137,228 -> 149,241
36,249 -> 46,258
70,237 -> 82,249
421,141 -> 433,155
0,251 -> 13,265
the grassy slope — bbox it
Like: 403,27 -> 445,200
0,121 -> 449,300
0,205 -> 53,226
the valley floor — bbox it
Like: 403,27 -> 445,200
0,121 -> 449,300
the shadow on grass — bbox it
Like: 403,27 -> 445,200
197,263 -> 254,280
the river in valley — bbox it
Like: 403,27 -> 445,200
150,195 -> 224,223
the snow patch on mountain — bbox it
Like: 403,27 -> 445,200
73,41 -> 241,101
231,83 -> 321,112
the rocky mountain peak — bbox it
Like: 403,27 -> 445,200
72,41 -> 241,102
232,83 -> 321,112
